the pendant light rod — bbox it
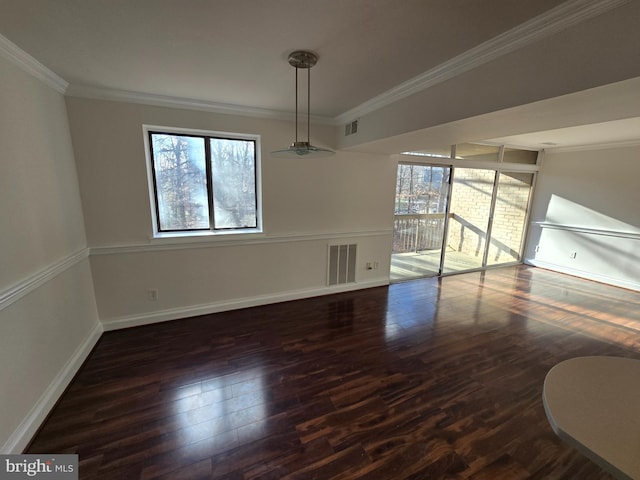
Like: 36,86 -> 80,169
271,50 -> 335,158
307,64 -> 311,145
295,63 -> 299,143
289,50 -> 316,146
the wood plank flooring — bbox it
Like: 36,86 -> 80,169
26,265 -> 640,479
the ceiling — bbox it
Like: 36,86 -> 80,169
1,0 -> 639,152
485,117 -> 640,151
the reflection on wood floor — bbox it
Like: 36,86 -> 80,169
27,265 -> 640,479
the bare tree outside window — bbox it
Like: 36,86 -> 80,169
210,138 -> 257,229
148,130 -> 259,234
151,134 -> 209,230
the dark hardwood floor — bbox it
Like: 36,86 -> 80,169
27,265 -> 640,479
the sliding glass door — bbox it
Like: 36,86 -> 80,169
391,164 -> 451,281
486,172 -> 534,266
443,168 -> 496,274
391,163 -> 534,282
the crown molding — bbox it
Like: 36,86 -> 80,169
543,138 -> 640,153
0,33 -> 68,94
66,84 -> 336,125
67,84 -> 290,120
1,0 -> 629,124
334,0 -> 631,125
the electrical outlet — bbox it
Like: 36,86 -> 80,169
366,262 -> 373,270
534,245 -> 540,253
569,251 -> 577,259
147,289 -> 158,301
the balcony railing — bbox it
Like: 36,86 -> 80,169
394,212 -> 520,264
393,213 -> 446,253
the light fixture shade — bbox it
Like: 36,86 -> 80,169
271,141 -> 335,158
271,51 -> 335,158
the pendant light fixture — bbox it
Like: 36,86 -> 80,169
271,50 -> 335,157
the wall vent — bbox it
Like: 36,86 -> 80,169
327,244 -> 357,286
344,119 -> 359,136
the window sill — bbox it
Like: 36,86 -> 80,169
150,229 -> 265,245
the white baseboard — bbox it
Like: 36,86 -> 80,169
525,258 -> 640,292
102,279 -> 389,331
1,322 -> 104,453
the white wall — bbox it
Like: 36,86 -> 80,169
65,97 -> 397,329
0,56 -> 101,452
526,144 -> 640,291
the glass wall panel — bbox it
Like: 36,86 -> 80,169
401,146 -> 453,159
455,144 -> 500,162
486,172 -> 534,266
391,147 -> 536,281
503,148 -> 538,165
391,164 -> 450,281
443,168 -> 496,273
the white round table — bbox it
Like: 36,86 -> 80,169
543,356 -> 640,480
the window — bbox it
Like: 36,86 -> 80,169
145,126 -> 261,236
454,143 -> 500,161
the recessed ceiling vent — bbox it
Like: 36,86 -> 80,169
344,119 -> 359,136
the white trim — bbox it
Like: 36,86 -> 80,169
143,124 -> 264,238
101,278 -> 389,331
143,124 -> 263,141
0,0 -> 627,123
0,34 -> 68,94
1,322 -> 103,453
399,156 -> 540,172
334,0 -> 630,125
544,139 -> 640,154
0,249 -> 90,311
533,222 -> 640,240
526,258 -> 640,292
90,230 -> 392,255
67,84 -> 336,125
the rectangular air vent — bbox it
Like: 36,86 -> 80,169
327,244 -> 357,286
344,119 -> 359,136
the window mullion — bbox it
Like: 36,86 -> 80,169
148,131 -> 164,231
204,137 -> 216,230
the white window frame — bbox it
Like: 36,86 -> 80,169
143,124 -> 263,240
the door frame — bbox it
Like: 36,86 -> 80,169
392,156 -> 538,281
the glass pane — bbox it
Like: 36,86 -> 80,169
455,143 -> 500,162
443,168 -> 495,273
401,146 -> 452,159
503,148 -> 538,164
210,138 -> 257,229
151,133 -> 209,231
391,164 -> 450,281
487,172 -> 534,266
